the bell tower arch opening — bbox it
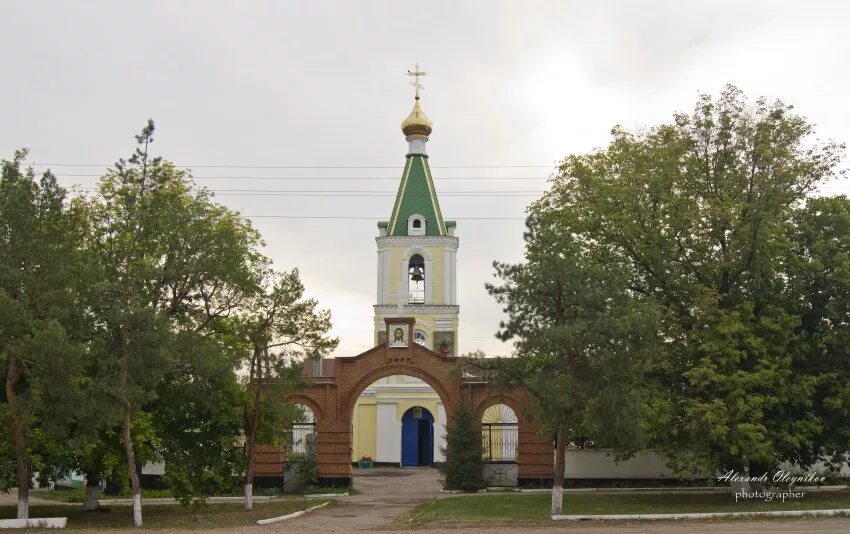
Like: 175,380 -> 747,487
408,253 -> 425,303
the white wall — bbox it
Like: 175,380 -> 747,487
375,403 -> 400,463
564,450 -> 676,479
434,403 -> 447,462
562,452 -> 850,479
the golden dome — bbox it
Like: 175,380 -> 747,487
401,97 -> 432,137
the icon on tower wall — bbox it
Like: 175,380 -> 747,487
433,331 -> 455,357
389,324 -> 409,348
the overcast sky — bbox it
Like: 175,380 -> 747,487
3,1 -> 849,358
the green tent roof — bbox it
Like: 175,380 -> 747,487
386,155 -> 447,236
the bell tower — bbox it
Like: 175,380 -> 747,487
374,65 -> 459,356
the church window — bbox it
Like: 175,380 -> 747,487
414,330 -> 427,346
408,214 -> 426,235
408,254 -> 425,303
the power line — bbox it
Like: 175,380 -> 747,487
236,194 -> 537,198
242,215 -> 526,220
54,174 -> 552,180
30,162 -> 556,169
73,187 -> 545,195
0,205 -> 528,220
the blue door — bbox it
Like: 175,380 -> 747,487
401,406 -> 433,466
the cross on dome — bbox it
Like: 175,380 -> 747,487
401,63 -> 433,138
406,63 -> 428,100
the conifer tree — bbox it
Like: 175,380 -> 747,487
439,405 -> 485,492
0,151 -> 87,518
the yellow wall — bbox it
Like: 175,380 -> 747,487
352,401 -> 377,461
351,375 -> 443,462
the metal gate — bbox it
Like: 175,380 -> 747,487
481,422 -> 518,463
286,422 -> 317,457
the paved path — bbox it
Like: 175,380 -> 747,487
288,466 -> 442,532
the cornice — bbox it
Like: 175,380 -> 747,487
374,304 -> 459,314
376,235 -> 459,249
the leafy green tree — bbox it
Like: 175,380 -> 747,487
150,329 -> 244,505
478,205 -> 660,515
781,196 -> 850,468
439,405 -> 485,491
0,151 -> 87,518
544,85 -> 845,481
66,424 -> 124,511
83,121 -> 262,525
236,268 -> 337,511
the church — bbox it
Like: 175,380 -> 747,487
302,69 -> 516,468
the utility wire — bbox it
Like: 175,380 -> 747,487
73,187 -> 546,194
54,174 -> 552,180
30,162 -> 557,169
243,215 -> 526,220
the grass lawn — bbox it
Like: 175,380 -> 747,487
0,499 -> 332,529
410,490 -> 850,524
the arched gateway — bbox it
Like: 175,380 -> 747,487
279,318 -> 552,486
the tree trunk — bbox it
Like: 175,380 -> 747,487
244,425 -> 256,511
244,349 -> 263,512
7,358 -> 29,520
551,427 -> 566,517
83,473 -> 101,512
117,327 -> 142,527
122,404 -> 143,526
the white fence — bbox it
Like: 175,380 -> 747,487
565,450 -> 677,479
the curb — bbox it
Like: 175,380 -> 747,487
305,492 -> 348,498
98,496 -> 273,505
523,485 -> 850,495
0,517 -> 67,529
552,508 -> 850,521
256,501 -> 330,525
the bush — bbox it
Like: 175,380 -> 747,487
288,452 -> 317,485
439,405 -> 486,491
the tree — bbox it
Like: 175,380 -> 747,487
236,268 -> 337,511
780,196 -> 850,468
544,86 -> 845,481
0,151 -> 87,518
150,329 -> 244,505
83,121 -> 262,525
438,405 -> 485,491
479,205 -> 660,515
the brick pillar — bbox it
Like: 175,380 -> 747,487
315,418 -> 353,486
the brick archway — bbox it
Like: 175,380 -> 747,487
340,363 -> 456,426
271,318 -> 552,486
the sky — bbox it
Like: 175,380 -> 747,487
2,0 -> 849,358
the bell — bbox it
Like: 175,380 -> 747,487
410,267 -> 424,282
